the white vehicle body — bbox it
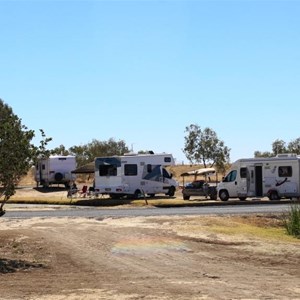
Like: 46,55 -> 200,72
94,153 -> 178,198
35,155 -> 77,188
217,154 -> 300,201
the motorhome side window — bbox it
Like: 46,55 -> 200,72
124,164 -> 138,176
240,168 -> 247,178
223,170 -> 237,182
42,164 -> 45,170
99,165 -> 117,176
164,157 -> 171,163
147,164 -> 152,173
278,166 -> 292,177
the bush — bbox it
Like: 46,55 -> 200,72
282,202 -> 300,238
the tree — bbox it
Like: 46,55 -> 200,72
287,138 -> 300,154
272,139 -> 287,155
254,138 -> 300,157
254,151 -> 273,158
51,144 -> 70,156
183,124 -> 230,172
0,100 -> 51,216
69,138 -> 129,167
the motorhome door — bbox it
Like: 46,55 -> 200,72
236,167 -> 248,197
254,165 -> 263,197
244,165 -> 263,197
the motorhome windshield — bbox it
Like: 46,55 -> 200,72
223,170 -> 237,182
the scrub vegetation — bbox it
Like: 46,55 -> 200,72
283,202 -> 300,238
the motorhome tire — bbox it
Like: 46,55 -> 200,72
219,190 -> 229,201
268,191 -> 279,201
183,195 -> 190,200
167,186 -> 175,197
134,190 -> 141,199
55,172 -> 63,182
239,197 -> 247,201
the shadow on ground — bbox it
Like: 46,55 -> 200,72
0,259 -> 45,274
72,195 -> 177,206
33,187 -> 67,194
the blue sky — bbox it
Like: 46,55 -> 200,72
1,0 -> 299,164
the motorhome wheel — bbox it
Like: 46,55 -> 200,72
134,190 -> 141,199
167,186 -> 175,197
219,190 -> 229,201
268,191 -> 280,201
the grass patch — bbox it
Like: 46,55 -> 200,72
205,215 -> 298,242
282,202 -> 300,239
210,223 -> 287,240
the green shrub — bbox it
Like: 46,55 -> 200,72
282,202 -> 300,238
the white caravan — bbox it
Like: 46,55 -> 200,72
35,155 -> 77,188
94,153 -> 178,198
217,154 -> 300,201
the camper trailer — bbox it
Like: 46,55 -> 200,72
35,155 -> 77,188
217,154 -> 300,201
94,152 -> 178,198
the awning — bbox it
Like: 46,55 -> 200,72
71,162 -> 94,174
180,167 -> 216,177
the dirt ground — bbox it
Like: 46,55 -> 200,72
0,186 -> 300,299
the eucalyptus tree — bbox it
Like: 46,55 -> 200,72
183,124 -> 230,173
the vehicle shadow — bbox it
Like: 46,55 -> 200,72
72,195 -> 177,206
73,198 -> 133,206
33,187 -> 67,193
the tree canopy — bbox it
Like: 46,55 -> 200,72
50,138 -> 129,167
254,138 -> 300,157
0,100 -> 51,215
183,124 -> 230,172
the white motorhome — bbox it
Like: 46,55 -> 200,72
217,154 -> 300,201
35,155 -> 77,188
94,152 -> 178,198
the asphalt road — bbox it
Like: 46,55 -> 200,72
2,202 -> 293,219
